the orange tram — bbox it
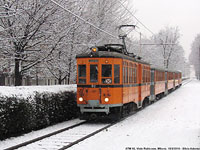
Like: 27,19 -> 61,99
76,44 -> 182,120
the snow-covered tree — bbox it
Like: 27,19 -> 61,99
131,26 -> 188,76
153,26 -> 181,69
0,0 -> 135,85
189,34 -> 200,79
44,0 -> 134,84
43,0 -> 87,84
0,0 -> 59,85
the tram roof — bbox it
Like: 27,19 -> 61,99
76,50 -> 150,65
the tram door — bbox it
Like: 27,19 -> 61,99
87,62 -> 101,105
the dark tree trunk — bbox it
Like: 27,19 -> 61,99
67,75 -> 70,84
14,58 -> 22,86
58,78 -> 62,84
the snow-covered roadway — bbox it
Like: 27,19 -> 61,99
71,79 -> 200,150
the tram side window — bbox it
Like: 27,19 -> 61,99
126,67 -> 128,83
123,66 -> 128,83
123,66 -> 127,83
143,70 -> 146,83
134,68 -> 137,83
102,64 -> 112,84
78,65 -> 86,84
129,68 -> 132,83
147,70 -> 150,82
90,65 -> 98,83
114,65 -> 120,84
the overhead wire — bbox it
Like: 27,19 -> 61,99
117,1 -> 175,47
49,0 -> 144,48
49,0 -> 119,40
49,0 -> 165,47
116,0 -> 155,36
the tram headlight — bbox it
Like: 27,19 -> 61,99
79,97 -> 83,102
91,47 -> 98,52
105,98 -> 109,102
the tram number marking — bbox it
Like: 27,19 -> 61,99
89,60 -> 98,62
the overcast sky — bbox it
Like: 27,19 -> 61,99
131,0 -> 200,58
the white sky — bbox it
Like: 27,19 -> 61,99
131,0 -> 200,58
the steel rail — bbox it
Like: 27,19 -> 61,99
4,121 -> 87,150
58,121 -> 116,150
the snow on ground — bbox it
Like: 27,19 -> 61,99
0,79 -> 200,149
0,84 -> 76,98
70,79 -> 200,149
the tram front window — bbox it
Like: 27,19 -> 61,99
102,64 -> 112,84
90,65 -> 98,83
78,65 -> 86,84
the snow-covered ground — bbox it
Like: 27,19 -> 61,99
0,84 -> 76,98
1,79 -> 200,149
71,79 -> 200,149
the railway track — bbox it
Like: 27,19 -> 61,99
182,78 -> 192,86
4,120 -> 115,150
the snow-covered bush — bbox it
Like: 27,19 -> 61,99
0,91 -> 78,140
34,91 -> 78,129
0,96 -> 35,140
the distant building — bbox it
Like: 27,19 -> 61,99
0,66 -> 71,86
0,58 -> 73,86
0,73 -> 70,86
